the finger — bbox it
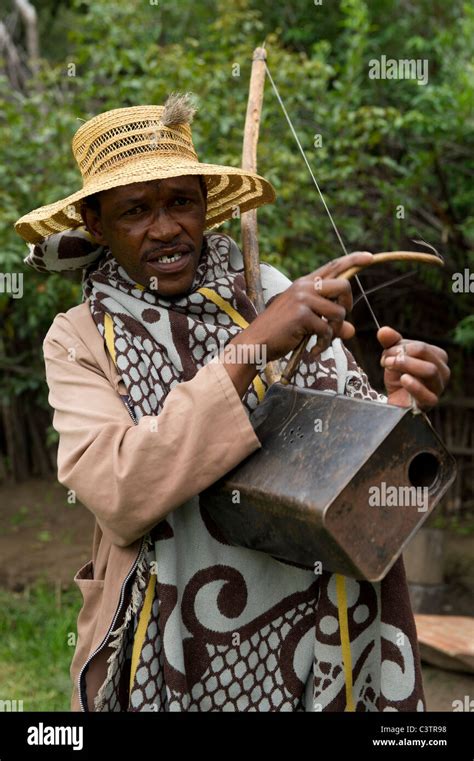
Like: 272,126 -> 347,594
382,352 -> 450,387
297,277 -> 353,315
383,356 -> 445,395
300,304 -> 354,344
308,293 -> 348,324
302,313 -> 335,346
324,319 -> 353,342
381,342 -> 450,384
312,277 -> 353,314
292,282 -> 350,325
382,340 -> 448,366
336,320 -> 356,341
399,374 -> 439,409
378,332 -> 449,366
310,252 -> 374,281
308,321 -> 356,359
307,300 -> 355,343
377,326 -> 403,350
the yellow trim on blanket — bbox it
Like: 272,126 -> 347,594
104,312 -> 116,365
253,376 -> 266,402
335,574 -> 355,712
129,572 -> 157,694
198,287 -> 250,329
197,286 -> 266,402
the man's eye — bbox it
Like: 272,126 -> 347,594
171,197 -> 192,207
124,206 -> 145,216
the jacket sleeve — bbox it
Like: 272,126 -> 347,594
43,313 -> 262,548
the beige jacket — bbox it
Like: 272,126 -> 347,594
42,300 -> 263,712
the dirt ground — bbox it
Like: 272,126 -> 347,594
0,476 -> 472,712
0,477 -> 94,590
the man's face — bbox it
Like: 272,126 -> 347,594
81,175 -> 207,297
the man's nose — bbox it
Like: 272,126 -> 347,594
147,206 -> 181,240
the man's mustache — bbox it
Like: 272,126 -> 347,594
143,243 -> 194,262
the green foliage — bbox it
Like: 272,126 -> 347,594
454,316 -> 474,351
1,0 -> 473,420
432,512 -> 474,535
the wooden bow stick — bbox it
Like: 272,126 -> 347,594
241,45 -> 281,385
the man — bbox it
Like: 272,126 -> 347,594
15,94 -> 449,712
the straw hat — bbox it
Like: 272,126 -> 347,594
14,93 -> 276,245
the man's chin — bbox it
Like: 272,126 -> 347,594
140,251 -> 200,297
144,273 -> 196,299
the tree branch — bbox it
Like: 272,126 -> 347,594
14,0 -> 39,73
0,21 -> 25,90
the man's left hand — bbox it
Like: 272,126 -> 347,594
377,326 -> 450,409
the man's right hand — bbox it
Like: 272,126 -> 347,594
220,252 -> 373,398
235,251 -> 373,362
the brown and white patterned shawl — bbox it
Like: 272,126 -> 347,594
40,227 -> 426,712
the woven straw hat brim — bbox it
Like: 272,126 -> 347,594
14,161 -> 276,245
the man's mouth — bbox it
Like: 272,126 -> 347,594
145,245 -> 193,273
155,252 -> 185,264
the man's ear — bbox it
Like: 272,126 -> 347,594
80,204 -> 107,246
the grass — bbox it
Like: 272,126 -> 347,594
0,581 -> 82,711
